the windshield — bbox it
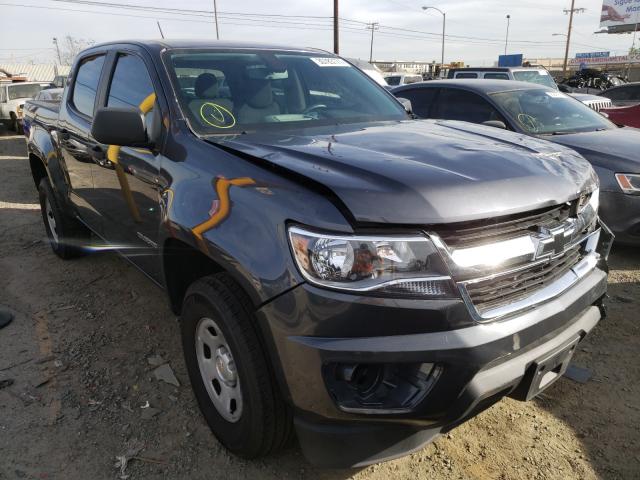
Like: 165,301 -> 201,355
512,70 -> 557,89
8,83 -> 43,100
165,50 -> 407,135
491,88 -> 614,135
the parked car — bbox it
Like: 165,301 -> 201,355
0,81 -> 45,132
392,79 -> 640,244
447,67 -> 609,110
33,88 -> 64,102
25,40 -> 610,468
345,58 -> 388,86
599,82 -> 640,107
447,67 -> 558,88
601,103 -> 640,129
383,73 -> 423,86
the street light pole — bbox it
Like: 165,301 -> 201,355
423,6 -> 446,78
505,15 -> 511,56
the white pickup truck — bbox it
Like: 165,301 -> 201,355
0,82 -> 46,132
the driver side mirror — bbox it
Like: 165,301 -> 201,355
396,97 -> 413,114
91,107 -> 150,147
482,120 -> 507,130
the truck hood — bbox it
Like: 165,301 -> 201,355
544,127 -> 640,173
215,119 -> 597,225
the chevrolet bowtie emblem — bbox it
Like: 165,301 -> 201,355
534,224 -> 572,260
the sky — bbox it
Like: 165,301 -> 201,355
0,0 -> 638,66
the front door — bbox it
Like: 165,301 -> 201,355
90,49 -> 165,282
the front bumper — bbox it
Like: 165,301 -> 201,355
257,264 -> 607,467
600,190 -> 640,245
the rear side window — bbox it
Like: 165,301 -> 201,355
107,53 -> 156,109
397,88 -> 438,118
455,73 -> 478,79
385,76 -> 401,86
433,88 -> 505,124
71,55 -> 105,118
484,73 -> 509,80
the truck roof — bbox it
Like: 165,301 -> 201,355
89,39 -> 329,54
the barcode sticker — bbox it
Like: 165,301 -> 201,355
310,57 -> 350,67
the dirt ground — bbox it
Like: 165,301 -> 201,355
0,127 -> 638,480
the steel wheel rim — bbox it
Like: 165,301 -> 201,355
195,317 -> 243,422
45,197 -> 59,245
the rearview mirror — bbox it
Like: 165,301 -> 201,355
396,97 -> 413,114
91,107 -> 149,147
482,120 -> 507,130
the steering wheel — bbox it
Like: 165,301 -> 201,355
302,104 -> 328,115
517,113 -> 543,133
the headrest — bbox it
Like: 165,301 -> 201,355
246,80 -> 273,108
195,73 -> 219,98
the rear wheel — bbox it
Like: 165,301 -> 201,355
180,273 -> 292,458
9,113 -> 21,134
38,178 -> 87,259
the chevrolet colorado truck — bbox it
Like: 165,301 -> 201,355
24,40 -> 611,468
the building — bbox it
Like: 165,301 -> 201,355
0,64 -> 71,83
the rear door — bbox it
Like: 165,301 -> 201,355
395,87 -> 439,118
58,52 -> 108,233
90,47 -> 166,281
431,88 -> 508,125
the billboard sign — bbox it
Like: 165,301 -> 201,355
569,53 -> 640,65
600,0 -> 640,28
498,54 -> 523,67
575,51 -> 610,59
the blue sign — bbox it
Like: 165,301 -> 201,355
575,51 -> 610,59
498,54 -> 523,67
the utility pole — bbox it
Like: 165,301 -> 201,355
213,0 -> 220,40
333,0 -> 339,54
562,1 -> 586,78
52,37 -> 62,65
504,15 -> 510,56
366,22 -> 379,63
157,21 -> 165,39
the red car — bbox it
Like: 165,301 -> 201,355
601,103 -> 640,129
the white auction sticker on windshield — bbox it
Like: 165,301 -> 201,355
311,57 -> 350,67
539,70 -> 549,75
546,91 -> 566,98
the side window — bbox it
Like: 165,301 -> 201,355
0,87 -> 5,102
484,73 -> 509,80
433,89 -> 505,124
107,53 -> 156,110
398,88 -> 438,118
455,73 -> 478,79
71,55 -> 106,117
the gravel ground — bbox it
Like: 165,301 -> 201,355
1,128 -> 639,480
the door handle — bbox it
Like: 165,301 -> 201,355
58,128 -> 70,140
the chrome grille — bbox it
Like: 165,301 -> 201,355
430,199 -> 600,321
463,245 -> 582,315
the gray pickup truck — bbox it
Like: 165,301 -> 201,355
23,39 -> 612,467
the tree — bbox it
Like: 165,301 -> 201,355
59,36 -> 95,65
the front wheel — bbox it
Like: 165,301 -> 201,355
180,273 -> 292,458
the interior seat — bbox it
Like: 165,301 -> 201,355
237,80 -> 280,124
188,73 -> 234,125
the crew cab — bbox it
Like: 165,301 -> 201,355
24,40 -> 611,468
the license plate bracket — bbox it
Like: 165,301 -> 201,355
524,336 -> 580,401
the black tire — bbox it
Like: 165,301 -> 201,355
180,273 -> 292,458
38,178 -> 87,259
9,114 -> 17,132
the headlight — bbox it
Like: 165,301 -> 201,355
288,226 -> 455,297
615,174 -> 640,195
